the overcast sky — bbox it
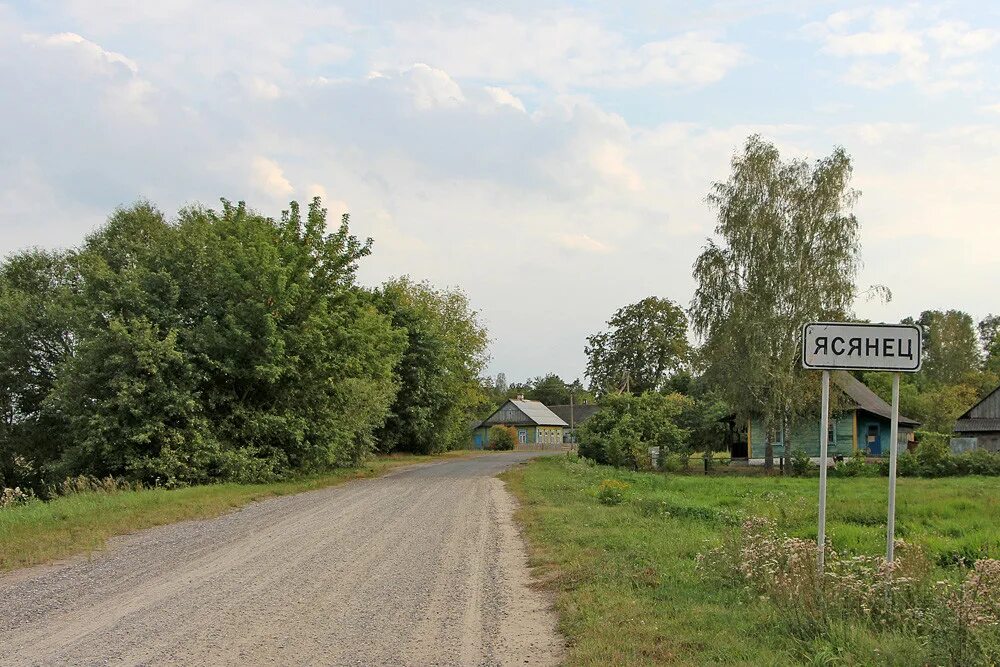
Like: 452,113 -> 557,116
2,1 -> 999,382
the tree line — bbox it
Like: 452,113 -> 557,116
573,135 -> 999,469
0,198 -> 487,493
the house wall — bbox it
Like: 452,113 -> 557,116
535,426 -> 564,446
747,410 -> 915,459
477,424 -> 568,447
965,434 -> 1000,453
968,389 -> 1000,419
748,413 -> 856,458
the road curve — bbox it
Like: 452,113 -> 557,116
0,453 -> 564,666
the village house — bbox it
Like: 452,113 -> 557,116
472,397 -> 568,449
547,403 -> 602,443
730,371 -> 920,461
952,385 -> 1000,453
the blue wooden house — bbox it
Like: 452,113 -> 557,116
472,397 -> 569,449
733,371 -> 919,460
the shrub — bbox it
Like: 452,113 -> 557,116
964,450 -> 1000,476
896,450 -> 920,477
662,453 -> 688,473
596,479 -> 630,505
698,516 -> 1000,664
56,475 -> 142,496
789,448 -> 813,476
578,392 -> 691,469
488,425 -> 517,451
0,486 -> 34,509
834,450 -> 877,477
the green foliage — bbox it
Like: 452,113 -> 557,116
861,310 -> 999,435
691,135 -> 865,467
584,296 -> 691,395
981,314 -> 1000,374
0,197 -> 426,490
578,392 -> 692,469
912,310 -> 982,386
789,447 -> 813,476
830,441 -> 1000,479
487,425 -> 517,451
834,450 -> 878,477
373,277 -> 488,454
0,249 -> 83,489
596,478 -> 630,505
506,456 -> 1000,665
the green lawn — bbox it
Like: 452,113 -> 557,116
503,455 -> 1000,666
0,451 -> 474,572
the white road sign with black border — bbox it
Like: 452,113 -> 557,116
801,322 -> 922,372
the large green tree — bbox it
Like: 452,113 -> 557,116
691,135 -> 866,469
374,277 -> 489,454
2,198 -> 406,489
979,314 -> 1000,373
578,391 -> 692,469
0,249 -> 84,488
909,310 -> 981,386
584,296 -> 690,395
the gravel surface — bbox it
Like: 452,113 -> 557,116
0,453 -> 565,666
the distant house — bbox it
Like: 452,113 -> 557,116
734,371 -> 920,461
953,385 -> 1000,453
547,403 -> 601,443
472,397 -> 568,449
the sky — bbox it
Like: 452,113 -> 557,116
2,1 -> 999,383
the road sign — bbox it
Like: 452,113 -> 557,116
802,322 -> 921,372
802,321 -> 920,577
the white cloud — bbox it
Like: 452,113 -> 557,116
251,157 -> 294,198
3,2 -> 999,381
590,141 -> 643,192
928,21 -> 1000,59
19,30 -> 157,123
247,76 -> 282,100
484,86 -> 526,113
554,233 -> 613,254
306,42 -> 353,67
23,31 -> 138,73
377,10 -> 743,90
805,8 -> 1000,92
400,63 -> 465,109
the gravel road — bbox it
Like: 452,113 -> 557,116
0,453 -> 564,666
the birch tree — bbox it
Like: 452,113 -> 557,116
690,135 -> 868,469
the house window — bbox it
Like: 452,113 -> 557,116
518,429 -> 527,444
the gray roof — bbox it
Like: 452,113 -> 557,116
547,404 -> 601,427
954,418 -> 1000,434
477,399 -> 568,428
959,385 -> 1000,420
833,371 -> 920,426
510,399 -> 568,426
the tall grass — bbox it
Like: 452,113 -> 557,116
504,454 -> 1000,665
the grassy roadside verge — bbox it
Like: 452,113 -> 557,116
503,454 -> 1000,666
1,450 -> 475,573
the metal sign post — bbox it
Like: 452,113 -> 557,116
886,372 -> 900,563
801,322 -> 921,574
817,369 -> 830,572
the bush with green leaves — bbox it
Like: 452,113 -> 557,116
1,198 -> 458,490
789,447 -> 813,476
596,479 -> 630,505
488,425 -> 517,451
578,392 -> 693,469
372,277 -> 488,455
